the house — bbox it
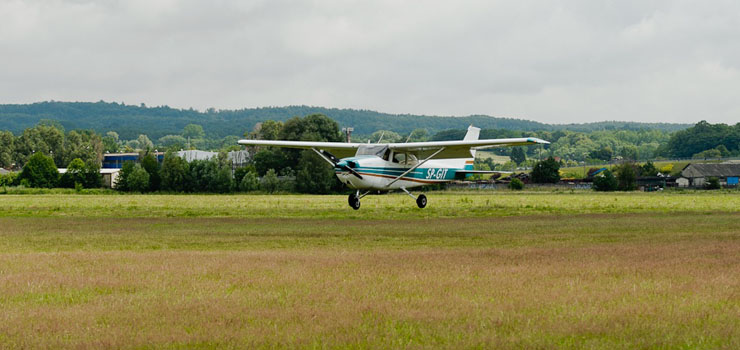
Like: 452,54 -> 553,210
680,163 -> 740,188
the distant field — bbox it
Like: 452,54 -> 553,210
1,192 -> 739,349
476,151 -> 510,164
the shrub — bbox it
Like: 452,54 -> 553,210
509,178 -> 524,190
0,172 -> 19,186
705,177 -> 721,190
19,153 -> 59,188
239,171 -> 259,192
260,169 -> 280,193
593,169 -> 618,191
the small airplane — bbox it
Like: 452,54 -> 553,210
238,126 -> 549,209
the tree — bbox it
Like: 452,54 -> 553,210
615,163 -> 637,191
510,147 -> 526,165
115,161 -> 136,191
0,130 -> 14,168
158,135 -> 187,149
14,123 -> 65,167
160,151 -> 189,192
692,148 -> 722,160
137,134 -> 154,151
127,164 -> 150,193
370,130 -> 402,143
641,161 -> 658,177
102,134 -> 119,153
19,152 -> 59,188
249,120 -> 283,140
140,153 -> 161,191
253,148 -> 289,176
295,150 -> 336,194
182,124 -> 205,139
593,169 -> 617,191
260,169 -> 280,193
62,130 -> 104,166
530,157 -> 560,184
59,158 -> 86,188
620,145 -> 638,161
589,146 -> 613,162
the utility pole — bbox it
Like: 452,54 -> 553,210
342,127 -> 354,143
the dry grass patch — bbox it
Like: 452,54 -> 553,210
1,243 -> 739,349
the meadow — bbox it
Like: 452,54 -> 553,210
0,192 -> 739,349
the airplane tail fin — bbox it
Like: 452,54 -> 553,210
464,125 -> 480,158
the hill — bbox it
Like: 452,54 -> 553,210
0,101 -> 690,139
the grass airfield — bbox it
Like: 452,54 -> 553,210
1,192 -> 739,349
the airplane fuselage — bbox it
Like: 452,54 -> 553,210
334,155 -> 474,190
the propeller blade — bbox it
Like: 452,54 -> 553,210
342,165 -> 364,179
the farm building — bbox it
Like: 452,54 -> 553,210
678,163 -> 740,188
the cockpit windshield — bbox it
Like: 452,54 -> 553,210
356,145 -> 390,160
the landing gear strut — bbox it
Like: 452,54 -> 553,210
401,187 -> 427,209
348,190 -> 369,210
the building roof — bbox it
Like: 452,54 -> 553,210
58,168 -> 120,174
0,168 -> 9,175
681,163 -> 740,178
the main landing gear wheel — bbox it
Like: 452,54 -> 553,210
348,193 -> 361,210
416,194 -> 427,208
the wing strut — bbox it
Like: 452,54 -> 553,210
385,147 -> 445,188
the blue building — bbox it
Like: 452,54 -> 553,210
102,152 -> 165,169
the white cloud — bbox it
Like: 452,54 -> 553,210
1,0 -> 739,124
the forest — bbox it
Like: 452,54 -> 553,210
0,101 -> 690,140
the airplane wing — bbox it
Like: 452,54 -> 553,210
237,137 -> 549,159
237,139 -> 362,158
386,138 -> 550,159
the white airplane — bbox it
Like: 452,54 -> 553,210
238,126 -> 549,210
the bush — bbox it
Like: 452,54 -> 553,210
705,177 -> 721,190
260,169 -> 280,193
531,157 -> 560,184
593,169 -> 618,191
19,153 -> 59,188
239,171 -> 259,192
0,172 -> 19,186
509,178 -> 524,190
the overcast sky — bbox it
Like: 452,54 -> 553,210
1,0 -> 739,124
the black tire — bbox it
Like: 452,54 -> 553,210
416,194 -> 427,208
348,194 -> 361,210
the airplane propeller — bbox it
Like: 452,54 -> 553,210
320,150 -> 363,180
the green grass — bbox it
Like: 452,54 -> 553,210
1,191 -> 738,219
0,192 -> 739,349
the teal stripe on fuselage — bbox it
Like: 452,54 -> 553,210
335,166 -> 460,181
